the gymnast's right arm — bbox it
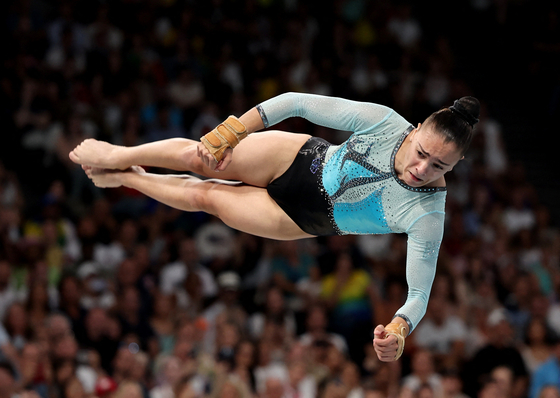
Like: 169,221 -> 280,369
257,92 -> 393,133
197,92 -> 394,168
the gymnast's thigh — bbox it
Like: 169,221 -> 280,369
203,181 -> 315,241
196,131 -> 312,188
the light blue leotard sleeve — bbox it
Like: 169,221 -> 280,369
258,91 -> 394,132
258,92 -> 445,332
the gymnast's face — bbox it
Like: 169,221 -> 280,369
397,123 -> 463,188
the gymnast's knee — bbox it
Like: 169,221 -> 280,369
191,189 -> 219,216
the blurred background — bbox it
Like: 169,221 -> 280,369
0,1 -> 559,398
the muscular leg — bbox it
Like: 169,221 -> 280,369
194,179 -> 314,240
87,166 -> 315,240
71,131 -> 311,188
184,131 -> 311,186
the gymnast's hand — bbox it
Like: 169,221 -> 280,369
373,324 -> 400,362
196,142 -> 233,172
83,165 -> 145,188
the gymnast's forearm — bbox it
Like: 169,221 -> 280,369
238,107 -> 265,134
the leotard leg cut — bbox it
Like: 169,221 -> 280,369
266,137 -> 340,236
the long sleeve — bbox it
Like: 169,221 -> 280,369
258,92 -> 394,133
394,210 -> 445,332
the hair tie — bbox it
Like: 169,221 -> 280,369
449,100 -> 479,127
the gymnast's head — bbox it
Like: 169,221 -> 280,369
399,96 -> 480,187
424,96 -> 481,157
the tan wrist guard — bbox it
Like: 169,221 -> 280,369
385,322 -> 407,360
200,116 -> 248,162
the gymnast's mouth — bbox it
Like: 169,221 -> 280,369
409,172 -> 422,182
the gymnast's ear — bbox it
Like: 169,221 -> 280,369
409,123 -> 422,140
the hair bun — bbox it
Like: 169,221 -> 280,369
449,96 -> 480,127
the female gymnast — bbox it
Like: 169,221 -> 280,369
69,92 -> 480,362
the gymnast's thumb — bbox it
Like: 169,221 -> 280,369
373,325 -> 387,340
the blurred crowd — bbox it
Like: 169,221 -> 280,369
1,0 -> 560,398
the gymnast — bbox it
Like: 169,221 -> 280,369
69,92 -> 480,362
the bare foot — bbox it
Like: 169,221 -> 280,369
84,165 -> 145,188
69,139 -> 128,169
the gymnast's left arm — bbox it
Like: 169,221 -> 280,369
396,210 -> 444,332
373,211 -> 444,361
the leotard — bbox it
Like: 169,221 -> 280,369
259,92 -> 447,332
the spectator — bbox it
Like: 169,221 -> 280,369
50,332 -> 97,395
16,342 -> 50,397
247,285 -> 296,341
261,376 -> 287,398
61,376 -> 87,398
92,219 -> 138,274
340,361 -> 365,398
0,360 -> 16,398
79,307 -> 119,374
477,377 -> 505,398
24,280 -> 52,334
159,237 -> 217,303
253,339 -> 289,396
114,257 -> 152,318
491,365 -> 515,398
539,386 -> 560,398
298,304 -> 348,355
149,290 -> 177,356
441,369 -> 469,398
386,3 -> 422,50
529,337 -> 560,398
231,339 -> 257,394
502,186 -> 537,236
504,272 -> 538,343
144,100 -> 186,143
285,358 -> 316,398
56,274 -> 88,344
150,354 -> 182,398
76,262 -> 115,310
2,302 -> 30,352
270,240 -> 318,311
462,307 -> 528,398
112,380 -> 144,398
413,294 -> 468,370
520,318 -> 556,375
44,312 -> 72,349
167,68 -> 205,124
116,286 -> 158,358
401,349 -> 444,398
320,251 -> 373,364
201,271 -> 247,356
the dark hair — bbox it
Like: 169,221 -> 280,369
425,96 -> 480,156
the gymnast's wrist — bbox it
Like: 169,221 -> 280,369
391,315 -> 411,337
201,115 -> 248,162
